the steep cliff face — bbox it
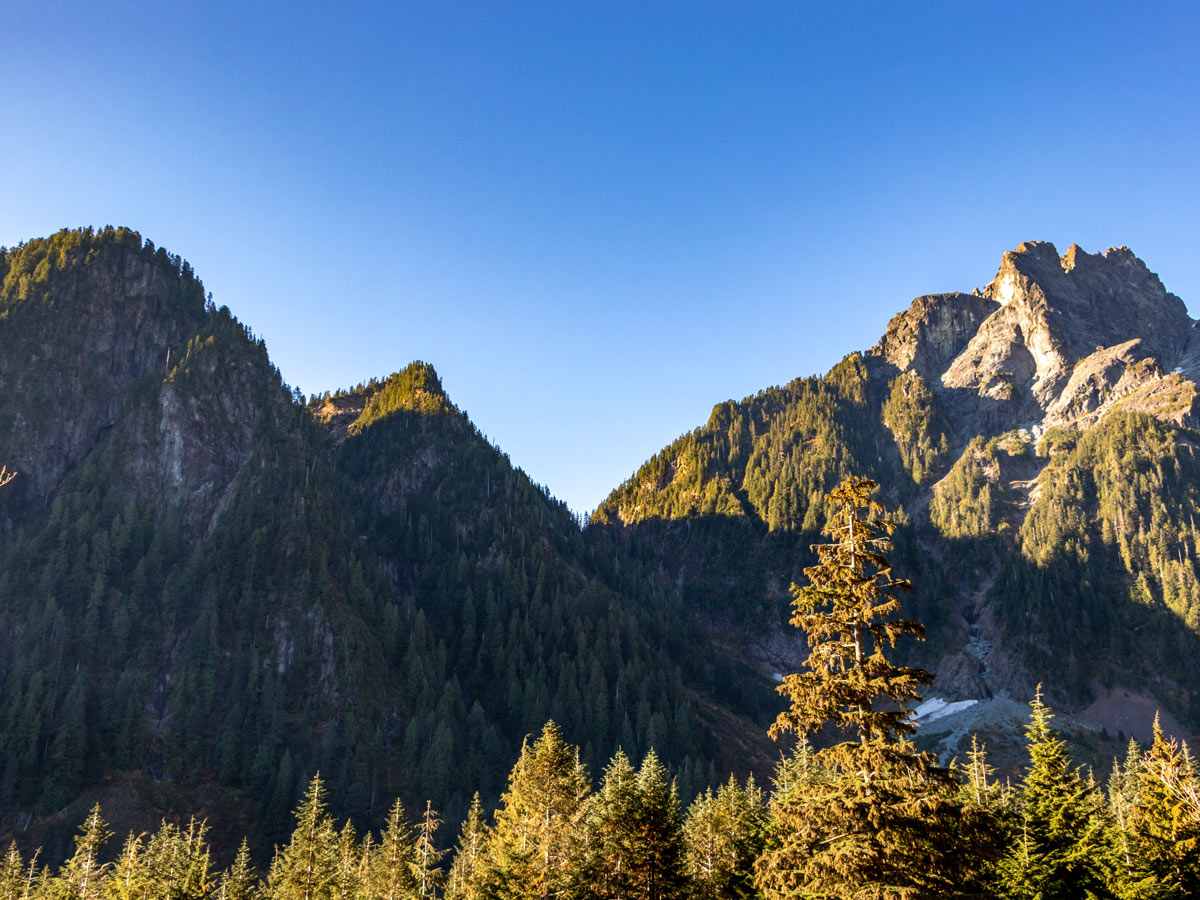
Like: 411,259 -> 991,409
888,243 -> 1195,434
872,292 -> 1000,382
0,230 -> 207,518
0,229 -> 287,538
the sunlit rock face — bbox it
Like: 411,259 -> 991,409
874,240 -> 1198,433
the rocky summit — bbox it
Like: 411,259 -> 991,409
873,241 -> 1199,436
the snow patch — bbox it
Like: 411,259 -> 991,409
912,697 -> 978,725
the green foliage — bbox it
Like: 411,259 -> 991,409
580,749 -> 687,900
881,372 -> 949,485
1120,719 -> 1200,898
265,776 -> 340,900
2,721 -> 1196,900
993,413 -> 1200,703
757,477 -> 992,899
929,436 -> 1006,542
682,775 -> 767,900
991,691 -> 1118,899
481,722 -> 590,900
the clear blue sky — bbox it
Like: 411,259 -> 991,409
3,2 -> 1198,513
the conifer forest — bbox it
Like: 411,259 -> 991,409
2,229 -> 1200,898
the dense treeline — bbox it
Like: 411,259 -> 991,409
5,471 -> 1197,899
3,707 -> 1195,900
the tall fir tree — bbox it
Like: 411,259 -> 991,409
446,794 -> 488,900
682,774 -> 767,900
52,804 -> 111,900
361,799 -> 417,900
629,751 -> 686,900
1122,716 -> 1200,898
579,750 -> 640,900
266,775 -> 340,900
412,802 -> 445,899
218,840 -> 259,900
754,476 -> 992,900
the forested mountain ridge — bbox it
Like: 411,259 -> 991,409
594,240 -> 1200,753
3,227 -> 1198,871
0,228 -> 775,862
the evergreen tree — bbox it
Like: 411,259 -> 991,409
266,775 -> 340,900
629,751 -> 686,900
361,799 -> 417,900
412,802 -> 445,899
52,804 -> 111,900
484,721 -> 590,900
218,840 -> 260,900
992,689 -> 1117,899
1108,738 -> 1143,879
332,822 -> 360,900
1122,716 -> 1200,898
580,750 -> 640,900
755,476 -> 991,899
105,833 -> 147,900
682,775 -> 767,900
0,843 -> 34,900
446,795 -> 488,900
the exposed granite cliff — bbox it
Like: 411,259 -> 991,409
869,241 -> 1199,435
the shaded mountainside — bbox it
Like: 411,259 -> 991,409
0,228 -> 776,864
593,241 -> 1200,759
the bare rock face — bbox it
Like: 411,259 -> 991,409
0,248 -> 206,507
945,242 -> 1192,422
872,292 -> 1000,383
873,240 -> 1197,434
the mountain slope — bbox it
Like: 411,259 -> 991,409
0,228 -> 777,862
592,241 -> 1200,744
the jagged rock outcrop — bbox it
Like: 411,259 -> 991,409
872,292 -> 1000,383
870,240 -> 1199,434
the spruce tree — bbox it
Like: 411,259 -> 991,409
413,801 -> 446,898
53,804 -> 111,900
0,843 -> 32,900
630,751 -> 686,900
361,799 -> 417,900
266,775 -> 340,900
446,794 -> 488,900
992,690 -> 1117,899
754,475 -> 991,899
218,840 -> 260,900
580,750 -> 640,900
683,775 -> 766,900
1123,716 -> 1200,898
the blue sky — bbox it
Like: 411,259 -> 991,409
3,2 -> 1198,513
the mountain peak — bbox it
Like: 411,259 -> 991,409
312,361 -> 452,443
871,241 -> 1198,433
